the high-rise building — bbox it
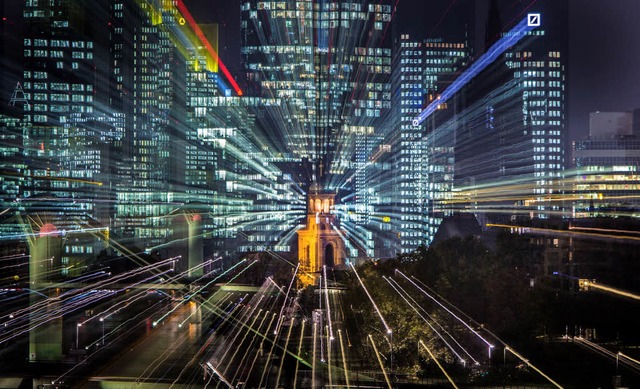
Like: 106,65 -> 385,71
109,0 -> 188,248
21,0 -> 104,221
240,0 -> 392,185
239,0 -> 393,261
368,34 -> 470,256
572,110 -> 640,218
430,4 -> 568,224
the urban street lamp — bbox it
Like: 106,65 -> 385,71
76,322 -> 82,349
99,317 -> 105,346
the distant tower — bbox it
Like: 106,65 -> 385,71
8,82 -> 30,109
297,185 -> 346,286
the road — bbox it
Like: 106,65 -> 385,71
76,290 -> 246,388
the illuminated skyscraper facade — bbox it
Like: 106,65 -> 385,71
440,7 -> 568,223
376,34 -> 469,255
572,110 -> 640,217
240,0 -> 392,184
21,0 -> 102,218
13,1 -> 113,277
109,0 -> 188,247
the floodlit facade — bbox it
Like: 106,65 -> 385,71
297,189 -> 346,286
573,110 -> 640,217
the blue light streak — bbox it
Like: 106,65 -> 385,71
207,71 -> 232,97
413,16 -> 538,126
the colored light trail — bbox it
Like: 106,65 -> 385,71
368,334 -> 393,389
504,346 -> 564,389
384,275 -> 477,366
578,279 -> 640,301
419,339 -> 459,389
174,0 -> 242,96
413,15 -> 538,126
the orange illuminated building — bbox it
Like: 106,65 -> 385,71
297,188 -> 346,286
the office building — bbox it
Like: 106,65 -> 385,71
240,0 -> 392,184
572,110 -> 640,217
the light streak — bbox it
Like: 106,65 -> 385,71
312,322 -> 318,389
218,308 -> 263,377
243,313 -> 278,386
419,340 -> 459,389
229,306 -> 270,385
413,15 -> 537,126
487,223 -> 640,243
0,258 -> 175,334
368,334 -> 393,389
350,263 -> 392,334
174,0 -> 242,96
205,362 -> 234,388
619,352 -> 640,371
578,279 -> 640,301
504,346 -> 564,388
338,329 -> 351,388
327,324 -> 334,387
53,298 -> 172,385
0,226 -> 108,241
206,296 -> 261,376
384,276 -> 473,365
153,259 -> 249,327
569,225 -> 640,235
396,270 -> 494,349
324,266 -> 334,341
274,263 -> 299,335
293,319 -> 306,389
274,317 -> 294,388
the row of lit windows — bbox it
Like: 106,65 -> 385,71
26,49 -> 92,60
401,66 -> 423,72
354,55 -> 391,65
64,245 -> 93,254
401,91 -> 422,97
244,45 -> 313,54
533,138 -> 561,144
534,146 -> 562,153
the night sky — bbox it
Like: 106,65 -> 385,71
183,0 -> 640,153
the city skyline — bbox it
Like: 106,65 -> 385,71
180,0 -> 640,147
1,1 -> 639,388
1,0 -> 639,263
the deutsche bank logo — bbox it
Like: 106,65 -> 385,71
527,13 -> 541,27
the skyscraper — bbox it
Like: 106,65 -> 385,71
573,110 -> 640,218
109,0 -> 188,248
367,33 -> 470,256
240,0 -> 392,186
431,4 -> 568,224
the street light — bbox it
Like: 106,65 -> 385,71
99,317 -> 105,346
76,322 -> 82,349
388,329 -> 394,385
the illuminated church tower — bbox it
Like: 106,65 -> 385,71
297,186 -> 346,286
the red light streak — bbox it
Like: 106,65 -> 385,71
174,0 -> 243,96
